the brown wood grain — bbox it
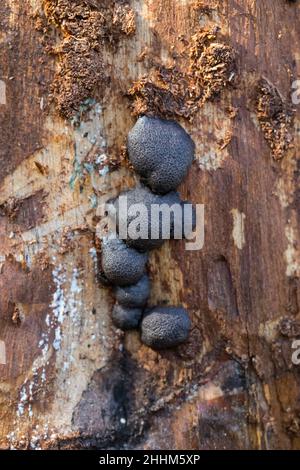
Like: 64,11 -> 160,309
0,0 -> 299,450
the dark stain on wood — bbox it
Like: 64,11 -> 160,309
0,257 -> 54,380
207,256 -> 239,317
0,190 -> 47,231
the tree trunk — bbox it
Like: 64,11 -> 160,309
0,0 -> 300,450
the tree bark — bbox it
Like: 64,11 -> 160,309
0,0 -> 300,450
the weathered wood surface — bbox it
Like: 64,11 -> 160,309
0,0 -> 299,450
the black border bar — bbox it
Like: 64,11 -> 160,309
0,450 -> 299,466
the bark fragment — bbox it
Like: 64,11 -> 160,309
128,27 -> 236,120
255,78 -> 293,160
39,0 -> 135,118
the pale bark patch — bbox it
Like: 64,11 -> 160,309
231,209 -> 246,250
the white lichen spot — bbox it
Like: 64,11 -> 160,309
285,225 -> 300,277
51,265 -> 67,351
17,386 -> 28,417
99,165 -> 110,177
89,247 -> 98,276
41,369 -> 46,384
70,268 -> 82,295
96,153 -> 110,177
50,265 -> 83,350
69,268 -> 82,322
231,209 -> 246,250
30,434 -> 41,450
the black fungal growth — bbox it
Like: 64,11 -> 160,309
114,185 -> 183,252
114,185 -> 196,252
112,304 -> 143,330
101,116 -> 194,348
101,237 -> 148,286
127,116 -> 195,194
141,307 -> 191,349
114,274 -> 150,308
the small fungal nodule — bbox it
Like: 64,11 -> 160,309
141,306 -> 191,350
112,304 -> 143,330
101,237 -> 148,286
114,274 -> 150,308
127,116 -> 195,195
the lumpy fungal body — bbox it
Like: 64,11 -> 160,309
101,237 -> 148,286
101,116 -> 194,344
141,306 -> 191,349
127,116 -> 195,194
114,274 -> 150,308
112,304 -> 143,330
114,185 -> 186,251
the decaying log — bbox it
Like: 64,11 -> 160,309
0,0 -> 300,450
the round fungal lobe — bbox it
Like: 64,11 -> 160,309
141,306 -> 191,350
101,237 -> 148,286
114,274 -> 150,308
128,116 -> 195,194
112,304 -> 143,330
114,185 -> 183,252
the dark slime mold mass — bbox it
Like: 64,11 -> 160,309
114,185 -> 195,252
112,304 -> 143,330
141,306 -> 191,350
101,237 -> 148,286
114,274 -> 150,308
101,115 -> 194,346
127,116 -> 195,194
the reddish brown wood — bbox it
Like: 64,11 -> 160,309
0,0 -> 299,450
